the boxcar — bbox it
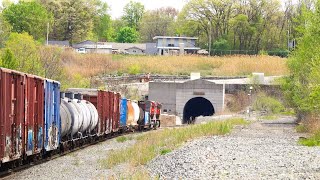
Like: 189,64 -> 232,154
44,80 -> 60,152
120,99 -> 128,127
112,93 -> 121,132
106,91 -> 113,134
0,68 -> 25,164
138,101 -> 150,127
25,74 -> 45,156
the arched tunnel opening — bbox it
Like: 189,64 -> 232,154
183,97 -> 215,124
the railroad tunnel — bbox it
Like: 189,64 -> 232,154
183,97 -> 215,123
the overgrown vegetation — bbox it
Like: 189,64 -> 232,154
299,132 -> 320,147
297,115 -> 320,147
225,91 -> 250,112
101,118 -> 248,168
253,93 -> 285,114
282,2 -> 320,144
116,136 -> 134,143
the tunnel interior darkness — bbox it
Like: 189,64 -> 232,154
183,97 -> 215,123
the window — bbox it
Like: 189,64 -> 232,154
168,44 -> 174,47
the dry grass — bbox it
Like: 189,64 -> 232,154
61,52 -> 289,78
100,118 -> 248,169
114,55 -> 289,76
61,49 -> 116,78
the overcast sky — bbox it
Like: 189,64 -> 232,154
104,0 -> 187,19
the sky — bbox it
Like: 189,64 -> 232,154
104,0 -> 187,19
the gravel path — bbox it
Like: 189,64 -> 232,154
148,117 -> 320,179
3,134 -> 138,180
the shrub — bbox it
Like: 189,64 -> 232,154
253,94 -> 285,114
128,64 -> 141,75
116,136 -> 128,143
268,49 -> 289,58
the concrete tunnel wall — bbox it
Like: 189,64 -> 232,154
149,79 -> 225,121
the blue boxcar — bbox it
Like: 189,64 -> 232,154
44,80 -> 61,151
120,99 -> 128,126
144,112 -> 150,126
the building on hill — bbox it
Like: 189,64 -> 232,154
152,36 -> 201,56
106,42 -> 146,55
72,40 -> 112,54
47,40 -> 70,47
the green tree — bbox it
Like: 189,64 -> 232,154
5,32 -> 43,75
93,14 -> 113,41
122,1 -> 145,30
90,0 -> 113,41
39,45 -> 65,79
39,0 -> 108,43
116,26 -> 139,43
2,1 -> 52,40
177,0 -> 291,52
0,48 -> 17,69
0,14 -> 12,48
283,1 -> 320,116
139,7 -> 178,42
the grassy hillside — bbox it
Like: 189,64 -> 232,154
63,53 -> 288,78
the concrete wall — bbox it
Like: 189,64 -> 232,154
149,82 -> 177,114
149,79 -> 225,119
146,43 -> 157,55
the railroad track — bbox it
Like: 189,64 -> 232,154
0,129 -> 149,178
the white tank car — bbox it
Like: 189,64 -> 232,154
132,101 -> 140,126
60,97 -> 84,137
60,101 -> 72,137
78,100 -> 91,133
85,102 -> 99,132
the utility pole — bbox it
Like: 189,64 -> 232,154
208,17 -> 212,56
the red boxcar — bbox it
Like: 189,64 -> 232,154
0,68 -> 25,164
112,93 -> 120,132
106,91 -> 113,134
25,74 -> 45,156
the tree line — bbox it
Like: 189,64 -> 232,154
0,0 -> 315,52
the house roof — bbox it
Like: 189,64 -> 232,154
153,36 -> 198,40
106,42 -> 146,51
73,40 -> 112,49
156,47 -> 201,50
72,41 -> 146,50
48,40 -> 69,46
81,44 -> 112,49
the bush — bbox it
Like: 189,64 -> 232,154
116,136 -> 128,143
253,94 -> 285,114
268,49 -> 289,58
128,64 -> 141,75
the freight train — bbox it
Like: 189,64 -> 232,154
0,68 -> 161,171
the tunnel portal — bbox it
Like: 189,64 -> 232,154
183,97 -> 215,123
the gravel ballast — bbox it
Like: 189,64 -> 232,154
148,117 -> 320,179
3,134 -> 138,180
